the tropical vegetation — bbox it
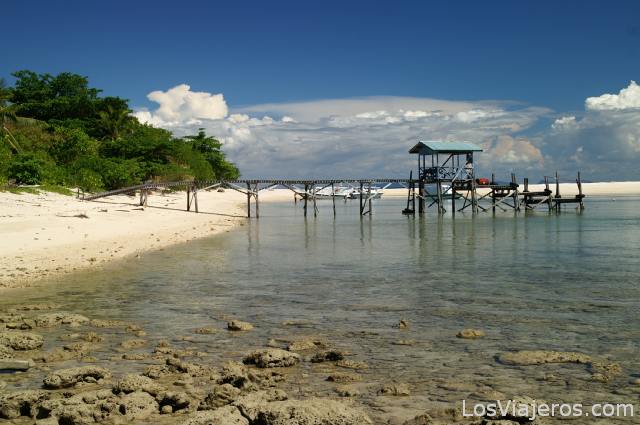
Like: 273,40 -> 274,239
0,71 -> 239,192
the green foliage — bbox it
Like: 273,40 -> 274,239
184,128 -> 240,179
49,126 -> 98,164
0,70 -> 240,192
8,152 -> 59,185
73,168 -> 103,192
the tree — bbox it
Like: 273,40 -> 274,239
96,101 -> 131,141
10,70 -> 101,122
0,78 -> 22,153
2,70 -> 241,189
183,129 -> 240,179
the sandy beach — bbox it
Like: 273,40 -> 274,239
0,189 -> 254,289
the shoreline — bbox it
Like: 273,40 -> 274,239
2,181 -> 639,289
0,190 -> 254,290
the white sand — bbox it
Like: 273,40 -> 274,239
2,181 -> 638,289
0,189 -> 253,289
382,181 -> 640,197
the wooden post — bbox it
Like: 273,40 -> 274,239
139,189 -> 148,207
303,184 -> 308,216
187,186 -> 191,211
411,181 -> 416,214
511,173 -> 519,211
193,187 -> 198,213
436,181 -> 443,214
555,171 -> 561,212
312,183 -> 317,217
367,182 -> 372,215
246,182 -> 251,218
545,176 -> 552,212
254,184 -> 259,218
451,186 -> 456,217
577,171 -> 584,210
359,182 -> 364,215
332,183 -> 336,216
418,180 -> 424,214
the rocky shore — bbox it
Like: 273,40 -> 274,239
2,304 -> 638,425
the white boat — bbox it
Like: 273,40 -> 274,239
346,186 -> 385,200
314,185 -> 356,199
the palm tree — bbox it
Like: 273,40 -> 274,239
97,105 -> 130,141
0,78 -> 21,153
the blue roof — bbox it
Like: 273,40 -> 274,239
409,141 -> 483,154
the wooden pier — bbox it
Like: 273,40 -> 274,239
82,178 -> 410,218
82,141 -> 585,218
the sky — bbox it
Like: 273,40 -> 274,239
4,0 -> 640,180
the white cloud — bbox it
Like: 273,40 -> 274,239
551,115 -> 578,130
132,81 -> 640,180
188,99 -> 549,178
455,109 -> 505,123
585,81 -> 640,111
133,84 -> 228,127
543,82 -> 640,179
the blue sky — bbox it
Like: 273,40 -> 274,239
4,1 -> 640,179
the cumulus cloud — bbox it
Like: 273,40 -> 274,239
133,84 -> 228,127
544,82 -> 640,179
132,81 -> 640,180
189,99 -> 548,178
585,81 -> 640,111
551,115 -> 577,130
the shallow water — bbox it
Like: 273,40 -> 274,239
2,196 -> 640,421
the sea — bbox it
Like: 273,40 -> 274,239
2,195 -> 640,422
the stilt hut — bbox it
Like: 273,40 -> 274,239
408,141 -> 483,214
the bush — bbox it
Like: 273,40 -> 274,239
8,153 -> 53,185
74,168 -> 104,192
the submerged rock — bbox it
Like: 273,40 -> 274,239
182,405 -> 249,425
43,366 -> 111,388
35,312 -> 89,327
253,398 -> 372,425
335,385 -> 360,397
166,357 -> 217,378
456,329 -> 486,339
0,331 -> 44,350
35,347 -> 79,363
228,320 -> 253,331
233,389 -> 289,421
378,383 -> 411,396
243,348 -> 300,368
0,390 -> 53,419
0,359 -> 31,371
397,319 -> 410,329
157,390 -> 192,412
588,361 -> 623,382
287,337 -> 325,351
119,391 -> 159,420
310,350 -> 345,363
336,359 -> 368,370
119,339 -> 146,350
391,339 -> 416,346
326,372 -> 362,383
113,374 -> 164,396
200,384 -> 241,409
39,390 -> 120,424
498,350 -> 591,366
193,327 -> 217,334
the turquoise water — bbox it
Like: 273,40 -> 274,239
2,196 -> 640,420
